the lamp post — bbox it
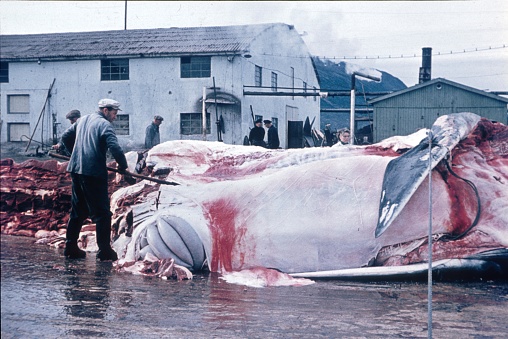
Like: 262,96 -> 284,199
350,72 -> 380,144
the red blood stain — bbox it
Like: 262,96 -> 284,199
204,198 -> 241,272
363,146 -> 401,157
203,153 -> 275,179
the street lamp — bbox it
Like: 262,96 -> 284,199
350,72 -> 380,144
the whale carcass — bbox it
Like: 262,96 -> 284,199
112,112 -> 507,279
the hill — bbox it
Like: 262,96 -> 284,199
312,57 -> 407,133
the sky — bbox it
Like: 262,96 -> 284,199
1,1 -> 507,91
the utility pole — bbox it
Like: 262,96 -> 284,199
202,87 -> 207,141
124,0 -> 127,30
350,72 -> 380,144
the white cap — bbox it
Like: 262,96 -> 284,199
98,98 -> 122,110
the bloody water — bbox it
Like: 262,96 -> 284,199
1,235 -> 507,338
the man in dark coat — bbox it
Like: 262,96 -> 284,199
249,118 -> 266,147
264,119 -> 280,149
52,109 -> 81,156
61,98 -> 128,261
145,115 -> 164,149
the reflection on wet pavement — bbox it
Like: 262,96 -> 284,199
2,235 -> 507,338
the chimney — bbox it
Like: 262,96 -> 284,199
419,47 -> 432,83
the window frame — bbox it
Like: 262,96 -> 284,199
180,56 -> 211,78
0,61 -> 8,83
180,112 -> 211,135
101,59 -> 129,81
8,94 -> 30,114
271,117 -> 278,129
255,65 -> 262,87
7,122 -> 30,142
112,114 -> 130,135
290,67 -> 295,100
271,72 -> 278,92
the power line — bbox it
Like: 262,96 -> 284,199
260,44 -> 507,60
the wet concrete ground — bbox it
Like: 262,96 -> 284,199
1,235 -> 507,338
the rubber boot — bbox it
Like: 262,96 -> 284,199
96,218 -> 118,262
64,241 -> 86,259
64,218 -> 86,259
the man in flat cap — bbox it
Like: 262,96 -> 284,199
61,98 -> 128,261
145,115 -> 164,149
52,109 -> 81,156
264,119 -> 280,149
249,118 -> 266,147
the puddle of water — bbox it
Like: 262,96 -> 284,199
2,235 -> 507,338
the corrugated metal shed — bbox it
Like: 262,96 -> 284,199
370,78 -> 508,142
0,23 -> 283,61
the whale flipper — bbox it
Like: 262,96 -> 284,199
375,113 -> 482,238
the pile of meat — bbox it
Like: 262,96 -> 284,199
0,158 -> 132,239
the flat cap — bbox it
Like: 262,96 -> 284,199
66,109 -> 81,119
154,115 -> 164,121
98,98 -> 122,110
263,119 -> 272,124
255,118 -> 262,124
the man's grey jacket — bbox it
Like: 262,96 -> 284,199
62,111 -> 128,180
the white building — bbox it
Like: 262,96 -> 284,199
0,23 -> 320,150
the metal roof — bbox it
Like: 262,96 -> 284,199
368,78 -> 508,104
0,23 -> 286,61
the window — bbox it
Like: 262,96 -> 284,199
303,81 -> 307,100
8,123 -> 30,142
0,62 -> 8,83
271,117 -> 278,129
8,95 -> 29,114
101,59 -> 129,81
180,56 -> 211,78
291,67 -> 295,100
180,113 -> 211,135
112,114 -> 129,135
255,65 -> 262,87
271,72 -> 278,92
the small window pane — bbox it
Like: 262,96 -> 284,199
180,113 -> 211,135
271,72 -> 278,92
255,65 -> 262,87
180,56 -> 211,78
101,59 -> 129,81
112,114 -> 129,135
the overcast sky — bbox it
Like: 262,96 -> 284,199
1,1 -> 507,90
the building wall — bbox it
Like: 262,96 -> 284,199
239,25 -> 320,148
0,25 -> 320,150
373,82 -> 508,142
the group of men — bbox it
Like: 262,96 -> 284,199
248,118 -> 280,149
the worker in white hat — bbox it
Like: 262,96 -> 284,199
60,98 -> 128,261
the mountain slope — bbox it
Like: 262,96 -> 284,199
312,57 -> 407,131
